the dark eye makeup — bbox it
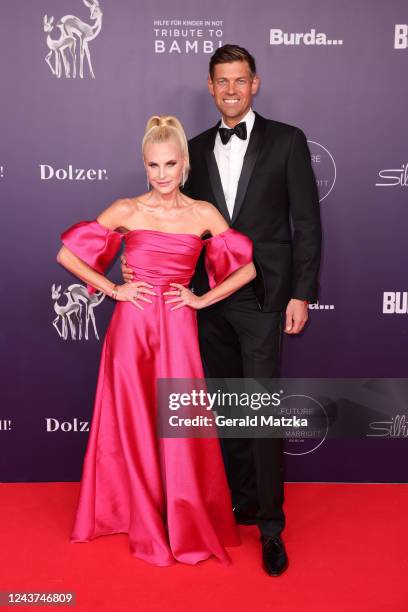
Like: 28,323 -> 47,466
148,161 -> 177,167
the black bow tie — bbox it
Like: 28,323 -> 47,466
218,122 -> 247,145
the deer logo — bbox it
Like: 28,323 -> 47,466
44,16 -> 76,78
44,0 -> 103,79
52,283 -> 105,341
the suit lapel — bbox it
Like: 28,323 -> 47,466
231,112 -> 266,224
204,123 -> 231,222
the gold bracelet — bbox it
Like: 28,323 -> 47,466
110,284 -> 119,300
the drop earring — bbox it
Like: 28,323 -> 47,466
146,174 -> 151,191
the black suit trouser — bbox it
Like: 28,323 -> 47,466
197,284 -> 285,537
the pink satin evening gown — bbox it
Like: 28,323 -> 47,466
60,219 -> 253,566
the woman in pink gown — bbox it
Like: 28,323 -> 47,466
57,115 -> 255,567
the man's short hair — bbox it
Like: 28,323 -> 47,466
209,44 -> 257,79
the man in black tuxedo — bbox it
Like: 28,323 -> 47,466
123,45 -> 321,576
185,45 -> 321,576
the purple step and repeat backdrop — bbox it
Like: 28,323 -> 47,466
1,1 -> 407,482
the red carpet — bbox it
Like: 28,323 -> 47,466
0,483 -> 407,611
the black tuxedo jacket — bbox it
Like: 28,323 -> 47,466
183,111 -> 322,312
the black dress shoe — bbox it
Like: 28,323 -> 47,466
233,504 -> 259,525
261,535 -> 289,576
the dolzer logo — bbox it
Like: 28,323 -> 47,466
52,283 -> 105,340
43,0 -> 103,79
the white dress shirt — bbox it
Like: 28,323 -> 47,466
213,107 -> 256,218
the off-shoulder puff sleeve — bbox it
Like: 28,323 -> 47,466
203,228 -> 253,289
60,220 -> 122,294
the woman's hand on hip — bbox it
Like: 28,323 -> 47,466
115,282 -> 156,310
163,283 -> 205,310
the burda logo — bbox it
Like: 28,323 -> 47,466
308,302 -> 335,310
40,164 -> 108,180
394,24 -> 408,49
383,292 -> 408,314
270,28 -> 343,46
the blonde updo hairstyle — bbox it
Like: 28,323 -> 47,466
142,115 -> 190,186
